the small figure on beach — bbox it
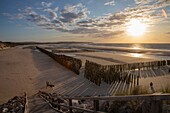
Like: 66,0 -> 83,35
150,82 -> 153,86
46,81 -> 55,88
150,82 -> 155,93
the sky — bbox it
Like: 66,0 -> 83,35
0,0 -> 170,43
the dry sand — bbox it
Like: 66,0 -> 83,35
140,75 -> 170,92
0,47 -> 76,104
0,47 -> 39,103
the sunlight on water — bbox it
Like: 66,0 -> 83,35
132,47 -> 141,49
131,44 -> 142,50
130,53 -> 143,57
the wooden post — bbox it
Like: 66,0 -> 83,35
150,100 -> 162,113
57,98 -> 61,110
137,75 -> 139,86
94,100 -> 99,112
57,99 -> 60,110
69,99 -> 73,113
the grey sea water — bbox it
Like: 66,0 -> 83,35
91,43 -> 170,50
89,43 -> 170,60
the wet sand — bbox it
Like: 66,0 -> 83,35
73,52 -> 157,65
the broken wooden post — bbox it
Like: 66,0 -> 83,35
69,99 -> 73,113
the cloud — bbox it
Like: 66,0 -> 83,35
59,3 -> 90,23
134,0 -> 156,4
69,28 -> 99,34
15,14 -> 24,19
51,19 -> 64,27
44,8 -> 58,20
24,8 -> 55,29
91,30 -> 124,38
76,12 -> 127,30
77,15 -> 125,29
167,32 -> 170,34
19,3 -> 134,37
26,13 -> 49,23
41,2 -> 52,8
23,6 -> 68,32
2,13 -> 24,19
104,0 -> 115,6
2,1 -> 170,38
76,0 -> 170,35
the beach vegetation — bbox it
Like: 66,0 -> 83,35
131,86 -> 148,95
161,84 -> 170,93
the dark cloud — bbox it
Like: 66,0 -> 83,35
45,8 -> 58,20
51,19 -> 64,26
26,13 -> 49,24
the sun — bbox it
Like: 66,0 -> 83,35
127,19 -> 146,36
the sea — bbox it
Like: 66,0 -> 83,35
89,43 -> 170,60
91,43 -> 170,50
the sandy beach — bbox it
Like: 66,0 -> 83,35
0,47 -> 39,103
0,45 -> 170,104
0,46 -> 76,104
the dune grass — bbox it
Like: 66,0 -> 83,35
161,84 -> 170,93
130,86 -> 149,95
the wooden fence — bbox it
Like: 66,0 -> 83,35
84,60 -> 169,86
36,47 -> 82,74
38,91 -> 170,113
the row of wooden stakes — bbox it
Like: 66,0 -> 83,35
36,47 -> 82,74
84,60 -> 170,86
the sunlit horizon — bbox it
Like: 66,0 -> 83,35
127,19 -> 147,36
